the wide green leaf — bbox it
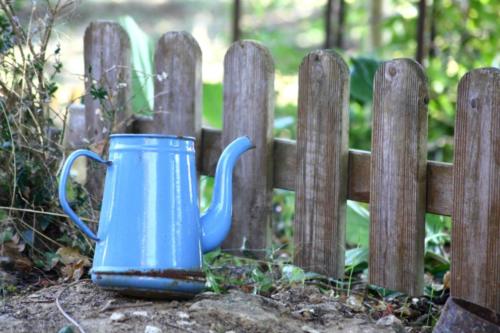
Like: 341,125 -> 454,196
203,83 -> 223,129
346,200 -> 370,247
349,57 -> 380,105
118,16 -> 154,115
345,247 -> 368,268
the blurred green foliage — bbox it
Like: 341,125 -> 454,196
118,16 -> 155,116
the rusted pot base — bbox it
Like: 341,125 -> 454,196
433,297 -> 500,333
102,286 -> 200,300
91,268 -> 206,299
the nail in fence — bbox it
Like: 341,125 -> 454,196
67,21 -> 499,312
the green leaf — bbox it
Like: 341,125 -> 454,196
251,267 -> 273,294
58,325 -> 74,333
90,85 -> 107,101
205,272 -> 224,293
426,214 -> 450,234
349,57 -> 380,105
424,251 -> 450,276
43,251 -> 60,271
118,16 -> 154,115
46,81 -> 58,97
345,247 -> 369,268
199,175 -> 214,213
0,229 -> 13,244
203,83 -> 223,128
202,247 -> 221,266
281,264 -> 305,283
346,201 -> 369,247
425,214 -> 450,254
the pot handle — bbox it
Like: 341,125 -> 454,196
59,149 -> 111,241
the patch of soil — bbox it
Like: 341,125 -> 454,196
0,279 -> 436,333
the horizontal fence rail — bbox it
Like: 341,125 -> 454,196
66,21 -> 498,312
199,128 -> 454,216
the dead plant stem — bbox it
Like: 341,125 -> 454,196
0,103 -> 17,213
0,206 -> 98,224
56,279 -> 89,333
16,218 -> 65,248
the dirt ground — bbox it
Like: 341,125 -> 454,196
0,278 -> 438,333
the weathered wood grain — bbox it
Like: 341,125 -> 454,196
135,32 -> 202,143
200,128 -> 221,177
221,41 -> 275,256
293,51 -> 350,277
451,68 -> 500,312
346,151 -> 453,215
348,150 -> 371,204
273,138 -> 296,190
63,104 -> 88,185
369,59 -> 429,295
197,128 -> 453,215
83,21 -> 131,206
84,21 -> 132,146
426,161 -> 452,215
63,104 -> 87,150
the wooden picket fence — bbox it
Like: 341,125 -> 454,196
65,21 -> 499,312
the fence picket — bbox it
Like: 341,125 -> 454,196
221,41 -> 275,256
135,31 -> 202,149
83,21 -> 131,205
451,68 -> 500,312
199,130 -> 453,215
369,59 -> 429,295
293,51 -> 350,277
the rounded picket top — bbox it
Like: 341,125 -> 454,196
84,20 -> 132,138
375,58 -> 427,83
299,49 -> 349,82
224,40 -> 275,75
156,31 -> 202,66
457,67 -> 500,101
84,21 -> 131,54
83,20 -> 132,209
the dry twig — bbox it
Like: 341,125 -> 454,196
55,279 -> 89,333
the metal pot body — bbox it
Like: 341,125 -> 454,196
59,134 -> 205,297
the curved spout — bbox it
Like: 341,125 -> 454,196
201,136 -> 254,253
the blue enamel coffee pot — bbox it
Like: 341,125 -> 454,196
59,134 -> 254,297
